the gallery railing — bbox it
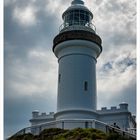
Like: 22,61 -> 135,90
59,21 -> 96,32
9,119 -> 136,140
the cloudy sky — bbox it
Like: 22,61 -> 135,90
4,0 -> 136,138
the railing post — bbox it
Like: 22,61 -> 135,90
85,121 -> 88,128
23,128 -> 25,135
39,126 -> 42,134
62,121 -> 64,129
106,125 -> 108,133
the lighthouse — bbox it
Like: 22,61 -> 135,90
30,0 -> 136,133
53,0 -> 102,121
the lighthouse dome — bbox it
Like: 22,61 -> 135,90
71,0 -> 84,5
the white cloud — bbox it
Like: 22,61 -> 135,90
45,0 -> 68,18
6,48 -> 58,97
10,0 -> 68,28
45,0 -> 60,14
97,50 -> 136,102
13,5 -> 38,27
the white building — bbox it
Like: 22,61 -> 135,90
30,0 -> 136,134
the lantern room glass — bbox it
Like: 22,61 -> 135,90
64,10 -> 92,26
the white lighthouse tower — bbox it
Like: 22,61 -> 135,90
29,0 -> 136,135
53,0 -> 102,122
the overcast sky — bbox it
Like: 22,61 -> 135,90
4,0 -> 136,138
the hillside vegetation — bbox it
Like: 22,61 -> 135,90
8,128 -> 130,140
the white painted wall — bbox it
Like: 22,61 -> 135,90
54,40 -> 101,119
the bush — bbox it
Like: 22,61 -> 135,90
106,132 -> 130,140
8,133 -> 34,140
8,128 -> 130,140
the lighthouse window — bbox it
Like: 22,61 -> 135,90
79,12 -> 85,21
73,11 -> 79,24
59,74 -> 61,83
85,12 -> 90,22
69,11 -> 73,21
84,81 -> 88,91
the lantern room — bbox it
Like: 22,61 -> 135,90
60,0 -> 95,32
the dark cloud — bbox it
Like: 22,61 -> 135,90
4,2 -> 59,61
102,62 -> 113,72
93,0 -> 136,53
97,79 -> 136,114
101,56 -> 136,74
4,94 -> 57,138
4,1 -> 59,138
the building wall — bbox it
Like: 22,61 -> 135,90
55,40 -> 100,112
30,111 -> 55,126
98,113 -> 129,130
30,104 -> 136,131
58,53 -> 96,111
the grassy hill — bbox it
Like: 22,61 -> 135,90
8,128 -> 130,140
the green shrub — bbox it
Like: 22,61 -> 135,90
8,128 -> 131,140
106,132 -> 129,140
8,133 -> 34,140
